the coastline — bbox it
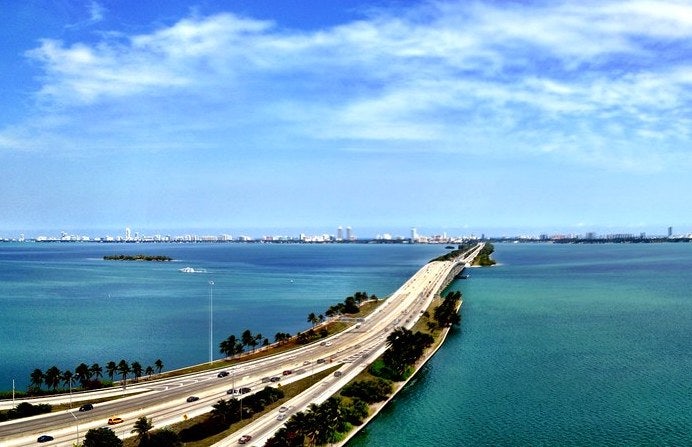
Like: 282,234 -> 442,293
335,299 -> 463,447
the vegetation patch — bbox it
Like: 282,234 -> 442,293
472,242 -> 496,266
120,366 -> 339,447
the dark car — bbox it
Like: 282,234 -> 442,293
186,396 -> 199,402
238,435 -> 252,444
270,376 -> 281,382
282,370 -> 292,375
217,371 -> 229,378
37,435 -> 54,443
78,403 -> 93,412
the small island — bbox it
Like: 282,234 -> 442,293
103,254 -> 172,262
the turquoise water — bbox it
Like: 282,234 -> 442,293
0,242 -> 445,389
2,242 -> 691,445
349,243 -> 692,446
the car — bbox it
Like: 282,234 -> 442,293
270,376 -> 281,382
238,434 -> 252,444
303,360 -> 311,365
278,406 -> 289,413
282,370 -> 292,375
334,371 -> 343,377
186,396 -> 199,402
217,371 -> 229,378
37,435 -> 54,443
261,377 -> 271,383
277,413 -> 286,421
78,403 -> 93,412
317,358 -> 326,364
107,417 -> 124,425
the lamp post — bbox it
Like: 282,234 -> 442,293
209,280 -> 214,365
69,411 -> 80,445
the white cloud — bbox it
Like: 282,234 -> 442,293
3,1 -> 689,172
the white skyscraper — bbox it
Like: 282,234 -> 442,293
411,227 -> 418,242
125,227 -> 131,241
346,226 -> 352,241
337,226 -> 343,241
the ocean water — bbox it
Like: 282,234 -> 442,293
2,243 -> 691,446
0,242 -> 445,390
348,243 -> 692,446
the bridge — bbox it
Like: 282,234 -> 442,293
0,243 -> 483,446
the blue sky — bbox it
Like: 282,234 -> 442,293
1,0 -> 690,238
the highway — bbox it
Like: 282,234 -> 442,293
0,243 -> 482,447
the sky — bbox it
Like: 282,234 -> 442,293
1,0 -> 691,238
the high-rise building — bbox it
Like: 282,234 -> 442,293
125,227 -> 131,241
668,226 -> 673,237
411,227 -> 418,242
346,226 -> 352,241
337,226 -> 343,241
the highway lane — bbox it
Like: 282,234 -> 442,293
208,243 -> 484,446
1,244 -> 482,446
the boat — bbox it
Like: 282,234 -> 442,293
179,267 -> 207,273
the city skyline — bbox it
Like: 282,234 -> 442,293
3,223 -> 690,243
1,1 -> 691,236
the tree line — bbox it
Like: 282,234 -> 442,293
219,291 -> 378,358
176,386 -> 285,442
266,289 -> 465,446
324,291 -> 377,317
27,359 -> 164,394
75,417 -> 182,447
219,329 -> 270,358
265,396 -> 371,446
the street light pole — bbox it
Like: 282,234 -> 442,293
209,280 -> 214,365
69,411 -> 80,445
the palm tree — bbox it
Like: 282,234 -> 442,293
154,359 -> 164,375
241,329 -> 254,353
211,398 -> 236,424
117,359 -> 130,385
285,410 -> 310,445
131,416 -> 153,445
29,368 -> 44,391
307,312 -> 318,327
75,363 -> 91,387
131,361 -> 143,382
220,335 -> 237,358
106,361 -> 117,381
254,333 -> 263,351
44,366 -> 61,391
91,363 -> 103,381
62,370 -> 74,391
145,366 -> 154,378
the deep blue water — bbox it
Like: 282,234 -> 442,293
349,243 -> 692,446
